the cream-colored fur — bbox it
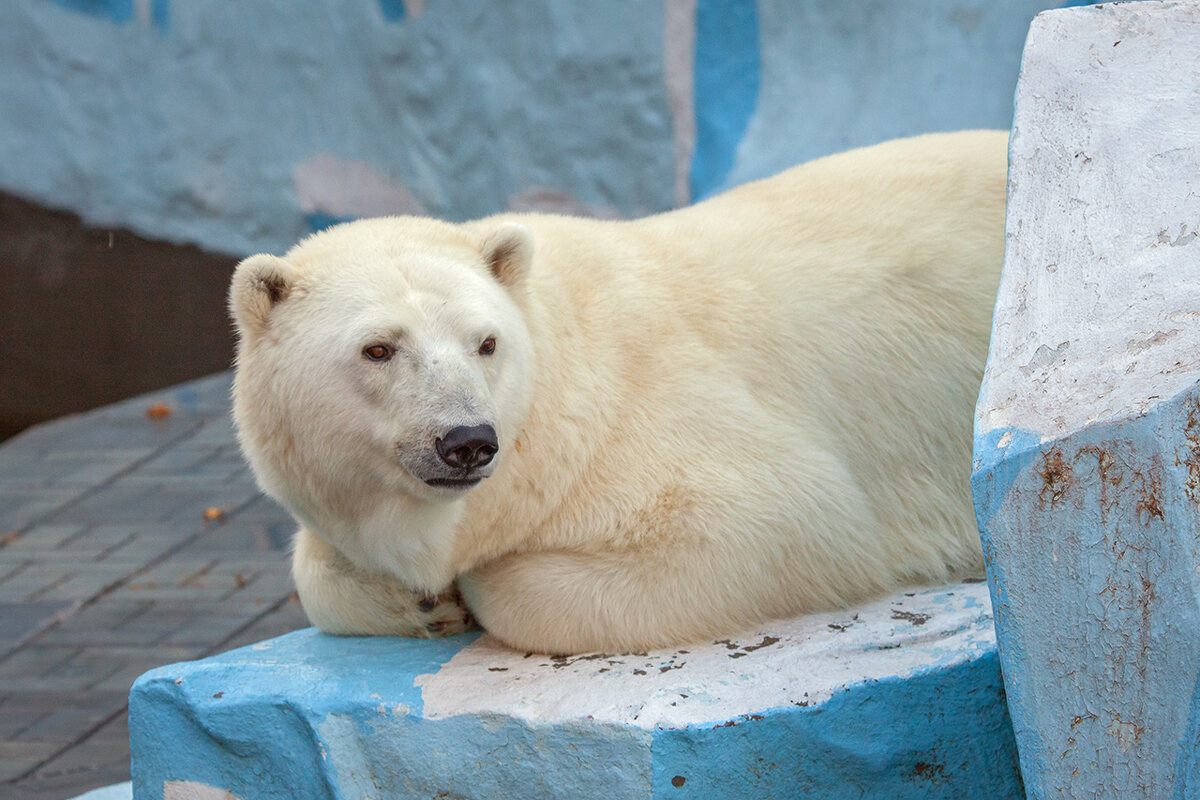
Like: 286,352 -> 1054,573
230,131 -> 1007,655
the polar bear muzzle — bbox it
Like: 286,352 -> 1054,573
433,424 -> 498,472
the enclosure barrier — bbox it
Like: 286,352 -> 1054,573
129,583 -> 1018,799
126,2 -> 1200,797
972,2 -> 1200,797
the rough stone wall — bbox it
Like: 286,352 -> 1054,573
973,3 -> 1200,794
2,0 -> 1084,256
0,0 -> 1090,439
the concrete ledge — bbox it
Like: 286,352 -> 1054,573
973,2 -> 1200,796
129,582 -> 1020,799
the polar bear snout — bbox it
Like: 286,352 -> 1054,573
395,419 -> 501,492
434,424 -> 498,471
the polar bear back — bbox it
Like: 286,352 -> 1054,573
233,131 -> 1008,652
451,131 -> 1006,623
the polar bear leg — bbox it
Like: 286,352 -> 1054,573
458,545 -> 797,655
291,527 -> 474,637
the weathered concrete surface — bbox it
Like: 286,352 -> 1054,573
972,2 -> 1200,797
130,582 -> 1022,800
1,0 -> 1080,254
724,1 -> 1069,192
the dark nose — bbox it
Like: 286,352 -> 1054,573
435,424 -> 498,470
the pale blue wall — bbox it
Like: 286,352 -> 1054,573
725,1 -> 1080,190
1,0 -> 1083,256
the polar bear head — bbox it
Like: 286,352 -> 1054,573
228,217 -> 535,587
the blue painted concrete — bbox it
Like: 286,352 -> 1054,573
648,652 -> 1022,798
1174,658 -> 1200,799
720,1 -> 1076,194
689,0 -> 760,200
66,783 -> 132,800
46,0 -> 133,24
974,5 -> 1200,794
150,0 -> 168,32
130,629 -> 650,799
45,0 -> 168,31
4,1 -> 675,254
5,0 -> 1084,255
378,0 -> 405,22
304,212 -> 354,234
130,586 -> 1021,799
131,629 -> 483,800
975,393 -> 1200,798
971,425 -> 1044,532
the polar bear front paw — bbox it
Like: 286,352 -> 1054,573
291,526 -> 476,638
415,584 -> 476,636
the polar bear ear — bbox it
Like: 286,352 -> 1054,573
229,254 -> 299,340
481,222 -> 533,288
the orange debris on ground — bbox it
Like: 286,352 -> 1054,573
145,402 -> 173,419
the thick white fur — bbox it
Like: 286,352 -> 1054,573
230,131 -> 1007,655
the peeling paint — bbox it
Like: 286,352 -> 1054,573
163,781 -> 242,800
1021,341 -> 1072,376
131,584 -> 1020,798
1155,223 -> 1198,247
973,4 -> 1200,796
292,155 -> 426,221
1037,448 -> 1074,507
417,583 -> 997,729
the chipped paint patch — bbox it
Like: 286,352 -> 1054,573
164,781 -> 241,800
974,4 -> 1200,796
292,155 -> 426,222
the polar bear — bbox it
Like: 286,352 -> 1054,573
229,131 -> 1007,655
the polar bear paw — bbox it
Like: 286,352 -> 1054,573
415,584 -> 476,636
291,527 -> 476,638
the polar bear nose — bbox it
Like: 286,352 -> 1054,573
435,424 -> 499,470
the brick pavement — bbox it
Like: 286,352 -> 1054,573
0,373 -> 307,800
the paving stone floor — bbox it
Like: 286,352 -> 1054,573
0,373 -> 307,800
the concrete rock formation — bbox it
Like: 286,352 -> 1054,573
972,2 -> 1200,796
130,583 -> 1021,799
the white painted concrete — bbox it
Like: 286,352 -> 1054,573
418,583 -> 995,728
130,582 -> 1021,798
973,3 -> 1200,797
982,1 -> 1200,443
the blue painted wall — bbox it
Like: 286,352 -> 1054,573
0,0 -> 1082,256
690,0 -> 760,200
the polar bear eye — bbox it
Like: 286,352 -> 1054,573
362,344 -> 394,362
478,337 -> 497,356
